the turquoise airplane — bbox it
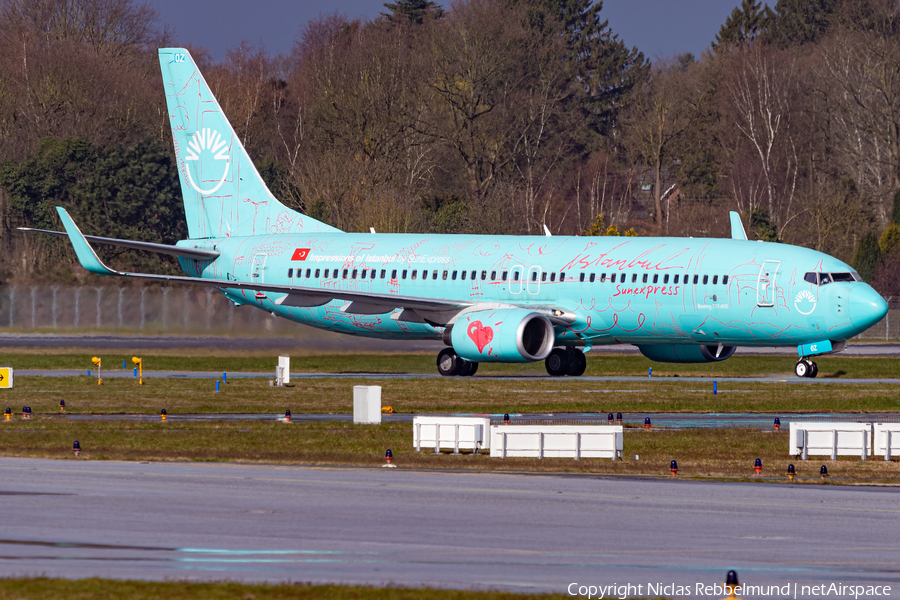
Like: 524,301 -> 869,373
28,49 -> 889,378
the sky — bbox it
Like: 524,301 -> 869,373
147,0 -> 744,62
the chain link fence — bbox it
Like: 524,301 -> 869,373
0,284 -> 894,340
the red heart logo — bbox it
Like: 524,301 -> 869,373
467,320 -> 493,353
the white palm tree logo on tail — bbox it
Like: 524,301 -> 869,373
185,128 -> 230,194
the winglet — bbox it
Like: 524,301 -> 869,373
56,207 -> 118,276
729,211 -> 748,240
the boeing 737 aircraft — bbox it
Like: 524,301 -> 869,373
26,49 -> 889,378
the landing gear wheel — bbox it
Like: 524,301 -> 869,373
808,361 -> 818,378
566,348 -> 587,377
437,348 -> 460,376
794,360 -> 810,378
545,348 -> 569,377
460,361 -> 478,376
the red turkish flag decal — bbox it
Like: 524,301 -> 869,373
291,248 -> 310,261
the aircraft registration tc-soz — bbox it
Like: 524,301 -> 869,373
26,49 -> 889,378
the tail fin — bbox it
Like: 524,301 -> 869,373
158,48 -> 341,239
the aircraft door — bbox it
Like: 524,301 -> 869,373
251,253 -> 267,284
526,266 -> 541,295
756,260 -> 780,307
509,265 -> 524,295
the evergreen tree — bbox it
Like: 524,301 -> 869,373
382,0 -> 442,23
749,207 -> 779,242
712,0 -> 773,51
853,231 -> 882,281
767,0 -> 841,46
515,0 -> 649,138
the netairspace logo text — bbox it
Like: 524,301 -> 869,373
567,582 -> 892,599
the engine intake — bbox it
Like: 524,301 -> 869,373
451,308 -> 555,363
637,344 -> 736,363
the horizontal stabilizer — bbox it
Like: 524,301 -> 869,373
18,227 -> 220,261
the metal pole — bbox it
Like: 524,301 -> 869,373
416,423 -> 421,452
574,432 -> 580,461
861,430 -> 867,461
502,432 -> 507,459
801,430 -> 808,460
886,430 -> 892,461
538,432 -> 544,460
453,424 -> 459,454
831,430 -> 838,461
434,424 -> 440,454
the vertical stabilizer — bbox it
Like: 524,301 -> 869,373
158,48 -> 341,239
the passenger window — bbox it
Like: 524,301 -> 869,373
481,270 -> 487,281
600,273 -> 607,282
352,269 -> 358,279
712,275 -> 718,285
663,274 -> 669,284
541,272 -> 547,282
723,275 -> 728,285
412,270 -> 417,280
611,273 -> 617,283
491,271 -> 496,280
380,269 -> 385,279
589,273 -> 596,283
531,272 -> 538,282
693,275 -> 699,284
673,274 -> 679,284
360,269 -> 367,279
550,273 -> 556,282
430,270 -> 436,280
442,270 -> 448,280
642,274 -> 648,283
452,271 -> 457,280
631,274 -> 637,283
652,274 -> 658,284
461,270 -> 467,280
471,271 -> 477,280
288,268 -> 293,278
502,271 -> 508,281
513,272 -> 520,281
702,275 -> 709,284
342,269 -> 348,279
560,272 -> 565,282
315,269 -> 321,278
402,270 -> 407,279
580,273 -> 586,283
391,269 -> 397,279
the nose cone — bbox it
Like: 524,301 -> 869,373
849,286 -> 888,331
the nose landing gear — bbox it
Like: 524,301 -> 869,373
436,348 -> 478,377
795,359 -> 818,378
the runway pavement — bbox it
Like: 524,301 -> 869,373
0,458 -> 897,597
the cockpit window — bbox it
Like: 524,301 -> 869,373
804,271 -> 858,285
803,272 -> 817,285
831,272 -> 855,283
819,273 -> 832,285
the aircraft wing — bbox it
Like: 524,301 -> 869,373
54,207 -> 476,317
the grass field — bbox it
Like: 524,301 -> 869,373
1,418 -> 897,483
2,375 -> 899,415
1,350 -> 898,379
0,578 -> 570,600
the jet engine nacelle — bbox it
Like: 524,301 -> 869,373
451,308 -> 555,363
637,344 -> 736,363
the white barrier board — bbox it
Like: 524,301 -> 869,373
353,386 -> 382,424
277,355 -> 290,385
789,422 -> 872,457
874,423 -> 900,458
490,425 -> 622,459
413,416 -> 490,451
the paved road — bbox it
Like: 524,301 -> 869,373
1,333 -> 899,355
17,369 -> 900,384
0,458 -> 897,597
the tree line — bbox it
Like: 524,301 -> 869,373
0,0 -> 898,300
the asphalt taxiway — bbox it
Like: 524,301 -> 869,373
0,458 -> 897,595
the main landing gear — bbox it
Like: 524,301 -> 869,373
436,348 -> 479,377
795,358 -> 818,378
545,347 -> 587,377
